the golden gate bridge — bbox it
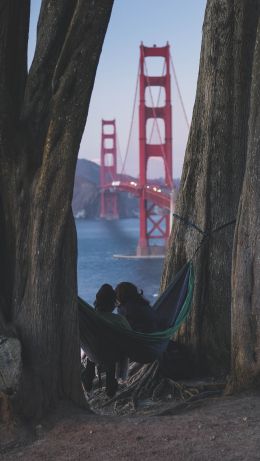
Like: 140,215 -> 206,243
99,43 -> 189,256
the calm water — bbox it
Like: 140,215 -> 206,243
76,219 -> 165,305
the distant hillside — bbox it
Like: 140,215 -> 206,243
72,159 -> 138,219
72,159 -> 98,218
75,158 -> 99,185
72,158 -> 180,219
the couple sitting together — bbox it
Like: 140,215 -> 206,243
83,281 -> 158,397
96,282 -> 157,334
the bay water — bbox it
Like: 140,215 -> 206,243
76,218 -> 165,306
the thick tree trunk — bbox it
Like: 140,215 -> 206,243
230,14 -> 260,390
161,0 -> 259,376
0,0 -> 114,419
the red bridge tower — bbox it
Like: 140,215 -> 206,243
137,43 -> 173,255
100,119 -> 119,219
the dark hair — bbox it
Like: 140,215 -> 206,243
94,284 -> 116,313
115,282 -> 150,306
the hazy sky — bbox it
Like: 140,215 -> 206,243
29,1 -> 206,178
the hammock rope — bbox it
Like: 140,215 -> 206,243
172,213 -> 236,259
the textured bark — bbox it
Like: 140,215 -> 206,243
161,0 -> 259,375
230,14 -> 260,390
0,0 -> 114,419
0,336 -> 21,393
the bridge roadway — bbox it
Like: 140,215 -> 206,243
102,180 -> 171,210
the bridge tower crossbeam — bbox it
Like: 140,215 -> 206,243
137,43 -> 173,255
100,119 -> 119,219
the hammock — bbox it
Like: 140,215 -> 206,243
79,262 -> 194,366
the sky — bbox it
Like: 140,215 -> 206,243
28,0 -> 206,179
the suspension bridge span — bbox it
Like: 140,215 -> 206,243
99,43 -> 188,256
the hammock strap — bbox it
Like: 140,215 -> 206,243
172,213 -> 236,259
172,213 -> 208,236
211,219 -> 236,234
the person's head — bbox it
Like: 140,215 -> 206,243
94,284 -> 116,313
115,282 -> 149,306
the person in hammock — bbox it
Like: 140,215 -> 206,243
115,282 -> 158,333
83,283 -> 131,397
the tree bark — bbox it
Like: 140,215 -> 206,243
230,13 -> 260,390
161,0 -> 259,376
0,0 -> 114,419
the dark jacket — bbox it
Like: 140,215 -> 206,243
99,312 -> 131,330
118,301 -> 157,333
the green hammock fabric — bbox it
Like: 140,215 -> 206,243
79,262 -> 194,366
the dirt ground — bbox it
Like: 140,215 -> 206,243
1,392 -> 260,461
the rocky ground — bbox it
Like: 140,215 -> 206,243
1,391 -> 260,460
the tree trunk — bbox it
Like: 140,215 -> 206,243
0,0 -> 114,419
230,12 -> 260,390
161,0 -> 259,376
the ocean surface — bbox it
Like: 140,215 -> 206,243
76,218 -> 165,306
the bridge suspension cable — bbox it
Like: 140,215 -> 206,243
120,63 -> 140,175
116,132 -> 124,174
170,54 -> 190,131
118,46 -> 190,189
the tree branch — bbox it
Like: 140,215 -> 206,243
22,0 -> 113,170
29,0 -> 114,237
21,0 -> 78,164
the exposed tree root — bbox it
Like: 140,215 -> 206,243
154,390 -> 224,416
84,359 -> 226,417
96,361 -> 212,415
